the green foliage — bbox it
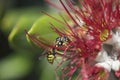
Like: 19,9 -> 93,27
8,12 -> 41,51
1,8 -> 41,34
28,13 -> 69,46
38,58 -> 56,80
0,5 -> 69,80
0,51 -> 33,80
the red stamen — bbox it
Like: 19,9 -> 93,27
59,0 -> 79,26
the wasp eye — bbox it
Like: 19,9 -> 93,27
64,36 -> 69,42
55,36 -> 70,47
56,37 -> 61,42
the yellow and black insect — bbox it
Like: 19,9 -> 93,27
47,36 -> 70,64
55,36 -> 70,47
47,48 -> 56,64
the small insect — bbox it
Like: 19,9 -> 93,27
55,36 -> 70,47
47,48 -> 56,64
43,36 -> 70,64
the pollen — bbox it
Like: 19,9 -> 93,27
100,29 -> 109,41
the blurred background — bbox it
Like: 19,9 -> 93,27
0,0 -> 57,80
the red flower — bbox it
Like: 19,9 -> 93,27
115,69 -> 120,78
88,66 -> 109,80
26,0 -> 120,80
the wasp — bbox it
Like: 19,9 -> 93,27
46,36 -> 70,64
47,48 -> 56,64
39,48 -> 56,64
55,36 -> 70,47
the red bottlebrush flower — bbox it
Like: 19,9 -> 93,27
88,66 -> 109,80
115,69 -> 120,78
26,0 -> 120,80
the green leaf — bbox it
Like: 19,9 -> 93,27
0,51 -> 33,80
38,58 -> 56,80
28,13 -> 69,46
8,13 -> 42,51
1,7 -> 42,34
38,56 -> 64,80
